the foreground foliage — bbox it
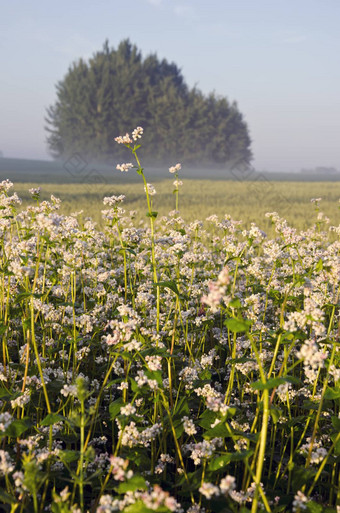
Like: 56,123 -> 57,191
0,133 -> 339,513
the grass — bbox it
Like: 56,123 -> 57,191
12,179 -> 340,233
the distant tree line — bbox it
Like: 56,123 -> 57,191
46,40 -> 252,167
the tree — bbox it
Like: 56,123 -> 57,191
46,39 -> 252,168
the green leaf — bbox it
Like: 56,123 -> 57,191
177,468 -> 203,492
59,450 -> 80,463
199,369 -> 212,381
324,386 -> 340,400
331,433 -> 340,455
306,501 -> 323,513
270,406 -> 283,424
315,258 -> 323,272
208,450 -> 253,471
105,378 -> 125,389
155,280 -> 180,297
40,413 -> 65,426
291,466 -> 317,492
146,211 -> 158,219
145,370 -> 163,387
117,475 -> 147,493
0,488 -> 17,505
331,415 -> 340,431
198,410 -> 217,429
204,421 -> 230,439
5,418 -> 31,437
13,292 -> 33,304
0,387 -> 12,400
173,420 -> 184,439
129,378 -> 139,393
228,298 -> 242,309
224,407 -> 237,419
173,397 -> 189,418
224,318 -> 251,332
123,502 -> 159,513
250,376 -> 299,391
109,398 -> 124,419
128,449 -> 151,468
301,400 -> 320,411
208,454 -> 232,471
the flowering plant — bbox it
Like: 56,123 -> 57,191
0,135 -> 338,513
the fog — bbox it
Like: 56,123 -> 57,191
1,155 -> 339,186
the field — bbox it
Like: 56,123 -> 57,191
2,156 -> 340,232
0,147 -> 339,513
2,156 -> 339,233
9,179 -> 340,235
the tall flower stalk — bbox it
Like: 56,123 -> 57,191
169,163 -> 182,212
115,127 -> 161,332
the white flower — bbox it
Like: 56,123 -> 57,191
0,450 -> 14,475
10,390 -> 30,408
120,404 -> 136,416
0,412 -> 13,432
217,267 -> 230,286
145,355 -> 162,371
117,381 -> 129,391
0,179 -> 14,192
116,163 -> 134,172
199,482 -> 220,499
29,187 -> 41,196
187,505 -> 206,513
169,163 -> 181,174
132,126 -> 144,140
144,183 -> 156,196
183,416 -> 197,436
60,384 -> 78,397
109,456 -> 131,481
220,475 -> 236,495
103,195 -> 125,205
292,490 -> 308,511
114,133 -> 132,144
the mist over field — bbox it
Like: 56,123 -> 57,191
1,156 -> 340,185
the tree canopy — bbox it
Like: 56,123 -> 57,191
46,39 -> 252,168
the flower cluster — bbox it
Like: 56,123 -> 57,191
0,175 -> 338,512
116,162 -> 134,172
169,163 -> 181,174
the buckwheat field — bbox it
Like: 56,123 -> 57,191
0,128 -> 339,513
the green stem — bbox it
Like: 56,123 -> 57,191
79,398 -> 85,511
30,297 -> 51,414
132,148 -> 160,332
251,388 -> 270,513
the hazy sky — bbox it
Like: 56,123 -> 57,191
1,0 -> 339,171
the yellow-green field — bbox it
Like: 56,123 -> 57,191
14,179 -> 339,233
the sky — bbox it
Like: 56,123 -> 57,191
0,0 -> 339,172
